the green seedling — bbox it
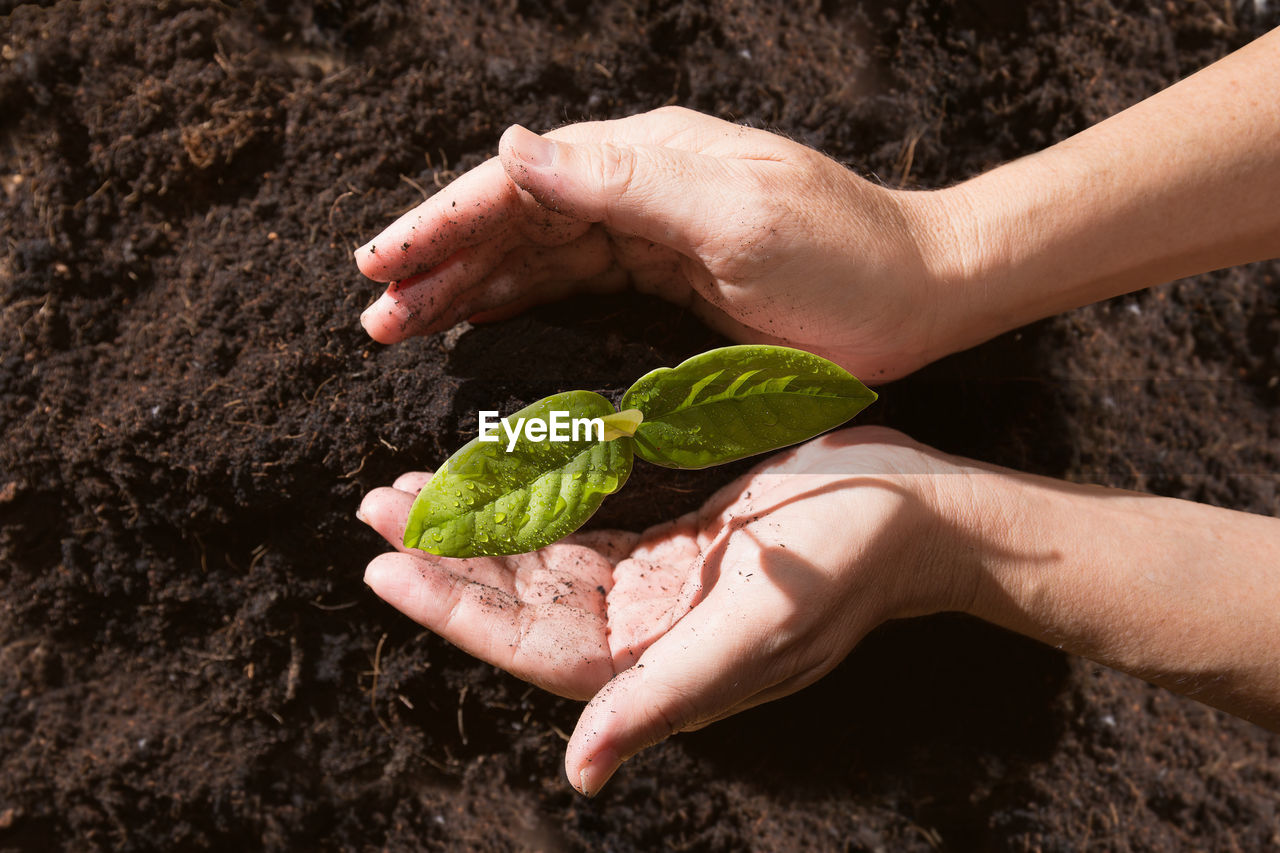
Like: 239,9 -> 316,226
404,345 -> 877,557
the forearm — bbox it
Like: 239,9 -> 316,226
953,466 -> 1280,730
917,27 -> 1280,351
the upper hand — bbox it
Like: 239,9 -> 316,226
355,106 -> 955,382
358,427 -> 975,795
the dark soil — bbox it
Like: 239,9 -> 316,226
3,1 -> 1279,850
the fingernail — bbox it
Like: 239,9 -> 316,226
510,125 -> 558,169
360,294 -> 399,342
577,749 -> 619,797
356,506 -> 369,525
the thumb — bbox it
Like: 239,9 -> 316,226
498,123 -> 735,257
564,593 -> 775,797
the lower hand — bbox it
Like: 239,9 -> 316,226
358,427 -> 976,794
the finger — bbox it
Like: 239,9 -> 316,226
540,106 -> 718,149
392,471 -> 433,494
464,263 -> 628,325
604,515 -> 703,667
425,226 -> 623,330
357,486 -> 417,548
360,486 -> 497,570
355,155 -> 592,281
357,488 -> 514,587
683,656 -> 839,732
453,268 -> 624,328
543,106 -> 785,160
364,552 -> 613,700
499,124 -> 749,258
605,233 -> 698,306
354,158 -> 519,283
564,583 -> 779,796
360,239 -> 512,343
605,555 -> 695,671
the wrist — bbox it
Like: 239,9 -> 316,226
836,436 -> 994,622
907,455 -> 1005,620
893,148 -> 1141,360
888,181 -> 1018,365
882,444 -> 1077,626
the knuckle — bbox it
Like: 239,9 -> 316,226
650,104 -> 692,121
639,670 -> 701,739
597,142 -> 638,202
652,688 -> 699,737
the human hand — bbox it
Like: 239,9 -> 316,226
355,107 -> 960,382
358,427 -> 976,794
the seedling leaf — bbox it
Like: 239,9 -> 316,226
403,391 -> 632,557
620,345 -> 877,468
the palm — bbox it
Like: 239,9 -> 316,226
359,476 -> 709,701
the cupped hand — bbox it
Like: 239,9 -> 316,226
355,107 -> 956,381
358,427 -> 976,795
